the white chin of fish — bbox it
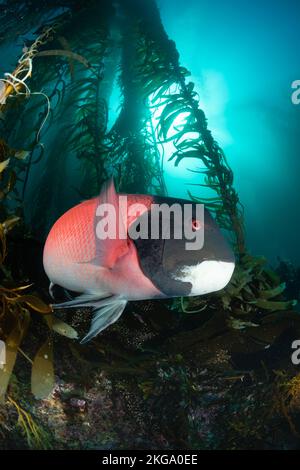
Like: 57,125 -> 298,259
174,260 -> 235,295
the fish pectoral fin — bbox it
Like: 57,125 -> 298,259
49,283 -> 75,302
49,282 -> 55,300
51,291 -> 113,310
80,298 -> 127,344
51,291 -> 127,342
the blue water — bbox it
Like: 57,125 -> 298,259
158,0 -> 300,265
1,0 -> 300,266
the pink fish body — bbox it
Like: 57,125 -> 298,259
43,179 -> 235,343
44,194 -> 160,300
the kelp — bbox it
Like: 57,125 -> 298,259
0,0 -> 242,240
181,254 -> 297,318
0,133 -> 80,407
0,16 -> 112,405
105,14 -> 167,194
7,396 -> 51,449
0,2 -> 123,236
31,338 -> 54,400
0,0 -> 296,322
271,371 -> 300,438
118,3 -> 295,315
0,18 -> 72,220
0,3 -> 298,451
126,3 -> 245,252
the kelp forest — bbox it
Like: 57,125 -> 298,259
0,0 -> 300,450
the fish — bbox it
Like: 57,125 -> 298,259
43,179 -> 235,343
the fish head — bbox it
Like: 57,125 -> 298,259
130,195 -> 235,297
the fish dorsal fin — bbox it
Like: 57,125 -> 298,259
100,177 -> 119,210
94,178 -> 129,268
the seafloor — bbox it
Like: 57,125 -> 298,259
1,256 -> 300,450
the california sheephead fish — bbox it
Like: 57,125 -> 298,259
43,179 -> 235,343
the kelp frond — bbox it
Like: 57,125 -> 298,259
0,135 -> 78,404
133,21 -> 245,252
7,396 -> 51,449
181,254 -> 297,318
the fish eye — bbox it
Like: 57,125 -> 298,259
192,219 -> 201,231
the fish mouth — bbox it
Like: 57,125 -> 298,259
173,260 -> 235,296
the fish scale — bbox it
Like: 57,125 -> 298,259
43,179 -> 235,343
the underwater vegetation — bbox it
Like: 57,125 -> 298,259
0,0 -> 299,450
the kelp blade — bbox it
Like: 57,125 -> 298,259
31,339 -> 55,399
0,311 -> 30,403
